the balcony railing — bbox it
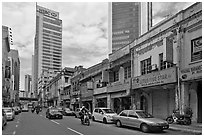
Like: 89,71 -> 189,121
107,78 -> 131,93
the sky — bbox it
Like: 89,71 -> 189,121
2,1 -> 195,90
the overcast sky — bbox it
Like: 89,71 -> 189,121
2,1 -> 195,90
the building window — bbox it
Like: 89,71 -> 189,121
65,77 -> 69,83
191,37 -> 202,62
113,70 -> 119,82
141,57 -> 151,75
159,53 -> 173,70
124,66 -> 131,79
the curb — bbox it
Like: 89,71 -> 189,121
169,127 -> 202,134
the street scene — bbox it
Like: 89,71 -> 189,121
2,109 -> 201,135
2,2 -> 202,135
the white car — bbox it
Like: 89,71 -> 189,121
3,107 -> 15,121
92,108 -> 117,124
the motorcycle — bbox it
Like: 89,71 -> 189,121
31,108 -> 35,113
36,109 -> 40,114
166,110 -> 192,125
81,112 -> 90,126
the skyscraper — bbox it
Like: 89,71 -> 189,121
108,2 -> 152,53
25,74 -> 32,98
33,4 -> 62,96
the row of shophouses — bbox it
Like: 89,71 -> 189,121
41,3 -> 202,123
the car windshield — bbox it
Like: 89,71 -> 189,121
102,109 -> 115,113
136,111 -> 154,118
4,109 -> 12,113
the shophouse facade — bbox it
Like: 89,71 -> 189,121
79,59 -> 109,113
179,3 -> 202,123
70,66 -> 86,111
130,2 -> 201,121
107,44 -> 134,114
46,67 -> 75,107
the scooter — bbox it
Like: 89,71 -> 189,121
166,110 -> 192,125
36,109 -> 40,114
81,112 -> 90,126
31,108 -> 35,113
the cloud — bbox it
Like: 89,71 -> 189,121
152,2 -> 195,25
2,2 -> 108,90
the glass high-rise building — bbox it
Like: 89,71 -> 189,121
108,2 -> 152,53
33,4 -> 62,95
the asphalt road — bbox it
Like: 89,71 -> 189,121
2,109 -> 195,135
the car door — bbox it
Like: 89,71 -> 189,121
118,110 -> 129,126
98,109 -> 104,122
93,109 -> 99,121
127,110 -> 140,128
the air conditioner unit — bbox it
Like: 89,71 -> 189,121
151,64 -> 158,71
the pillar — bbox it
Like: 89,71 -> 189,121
92,96 -> 96,110
107,94 -> 111,108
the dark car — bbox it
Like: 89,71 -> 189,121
46,108 -> 63,119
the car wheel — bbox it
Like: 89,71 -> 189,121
166,117 -> 174,124
116,120 -> 122,127
103,118 -> 107,124
92,116 -> 95,121
140,123 -> 149,133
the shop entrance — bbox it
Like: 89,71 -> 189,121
197,81 -> 202,123
140,95 -> 148,112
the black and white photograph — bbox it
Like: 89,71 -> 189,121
2,1 -> 202,135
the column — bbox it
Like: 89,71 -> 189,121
92,96 -> 96,110
107,94 -> 111,108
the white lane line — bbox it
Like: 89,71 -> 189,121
13,131 -> 16,135
16,125 -> 18,127
67,127 -> 83,135
40,115 -> 43,116
51,120 -> 60,125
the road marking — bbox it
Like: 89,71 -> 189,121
40,115 -> 43,116
16,121 -> 19,123
13,131 -> 16,135
67,127 -> 83,135
16,125 -> 18,127
51,120 -> 60,125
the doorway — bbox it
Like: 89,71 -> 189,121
197,81 -> 202,123
140,95 -> 148,112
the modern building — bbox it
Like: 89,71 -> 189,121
2,25 -> 11,106
8,49 -> 20,106
108,2 -> 152,53
25,74 -> 32,98
33,4 -> 62,98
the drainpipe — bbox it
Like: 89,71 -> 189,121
176,26 -> 182,115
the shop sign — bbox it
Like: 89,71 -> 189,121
181,64 -> 202,81
36,5 -> 59,18
132,67 -> 176,89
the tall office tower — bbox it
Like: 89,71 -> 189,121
25,74 -> 32,98
33,4 -> 62,95
108,2 -> 152,53
8,49 -> 20,91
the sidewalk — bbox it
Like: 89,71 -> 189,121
169,122 -> 202,134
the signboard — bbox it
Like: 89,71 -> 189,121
36,5 -> 59,19
132,67 -> 176,89
191,37 -> 202,62
180,64 -> 202,81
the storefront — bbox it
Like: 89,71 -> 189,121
132,67 -> 177,119
180,64 -> 202,123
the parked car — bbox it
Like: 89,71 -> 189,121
92,108 -> 116,124
2,109 -> 7,130
2,107 -> 15,121
46,108 -> 63,119
112,110 -> 169,133
62,108 -> 74,116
